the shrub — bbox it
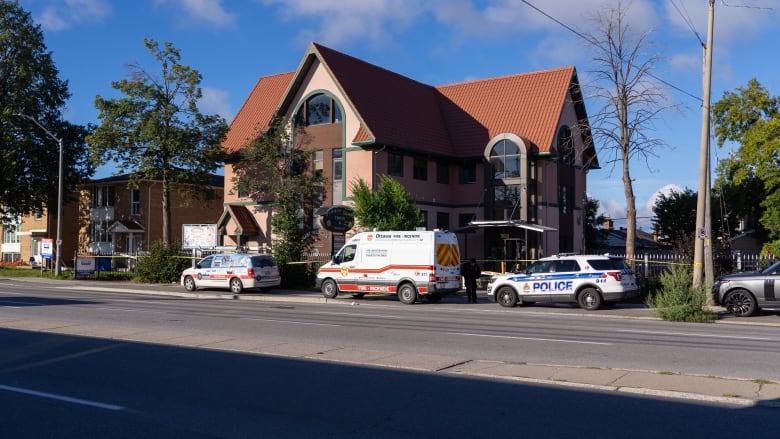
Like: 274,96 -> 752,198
279,262 -> 317,289
135,241 -> 190,284
647,265 -> 716,322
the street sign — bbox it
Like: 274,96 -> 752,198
41,238 -> 53,258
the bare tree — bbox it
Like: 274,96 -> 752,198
583,0 -> 670,260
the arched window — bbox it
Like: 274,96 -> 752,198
489,139 -> 521,179
299,93 -> 343,126
557,125 -> 575,166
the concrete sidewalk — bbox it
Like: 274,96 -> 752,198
4,277 -> 780,408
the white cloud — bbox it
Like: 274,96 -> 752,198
261,0 -> 423,46
35,0 -> 112,31
153,0 -> 236,28
199,87 -> 233,121
591,182 -> 688,231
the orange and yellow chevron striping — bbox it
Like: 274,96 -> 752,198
436,243 -> 460,267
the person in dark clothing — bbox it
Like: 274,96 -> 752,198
463,258 -> 481,303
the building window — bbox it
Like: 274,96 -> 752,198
559,184 -> 573,215
436,162 -> 449,184
459,162 -> 476,184
388,152 -> 404,177
313,150 -> 324,178
333,148 -> 343,181
299,93 -> 343,126
493,185 -> 522,221
557,125 -> 575,166
458,213 -> 473,228
90,221 -> 112,244
489,139 -> 521,179
436,212 -> 450,230
413,157 -> 427,181
3,221 -> 20,244
131,188 -> 141,216
92,186 -> 115,207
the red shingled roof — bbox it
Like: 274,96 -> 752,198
436,67 -> 576,156
217,205 -> 259,234
223,72 -> 294,155
224,43 -> 588,161
311,43 -> 453,155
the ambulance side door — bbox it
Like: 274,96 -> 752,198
335,244 -> 358,286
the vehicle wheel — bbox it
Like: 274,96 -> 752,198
351,293 -> 366,299
230,278 -> 244,294
425,293 -> 443,303
577,288 -> 602,310
183,276 -> 197,292
397,283 -> 418,304
321,279 -> 339,299
496,286 -> 518,308
724,289 -> 757,317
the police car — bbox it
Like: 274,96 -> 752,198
486,254 -> 640,310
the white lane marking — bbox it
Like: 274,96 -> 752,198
92,307 -> 168,314
0,384 -> 125,411
239,317 -> 340,327
450,332 -> 611,345
616,329 -> 773,341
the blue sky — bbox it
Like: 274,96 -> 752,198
18,0 -> 780,230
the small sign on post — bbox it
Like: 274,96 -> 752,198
41,238 -> 53,259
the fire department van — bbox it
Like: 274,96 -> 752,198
316,230 -> 461,304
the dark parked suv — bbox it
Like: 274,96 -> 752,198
712,260 -> 780,317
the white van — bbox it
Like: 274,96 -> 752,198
181,253 -> 281,294
316,230 -> 461,304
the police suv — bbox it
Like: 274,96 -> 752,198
486,254 -> 639,310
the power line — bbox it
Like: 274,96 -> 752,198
519,0 -> 701,102
670,0 -> 704,46
719,1 -> 778,11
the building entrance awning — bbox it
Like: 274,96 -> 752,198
455,220 -> 557,234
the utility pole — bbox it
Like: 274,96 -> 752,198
693,0 -> 715,289
14,113 -> 65,277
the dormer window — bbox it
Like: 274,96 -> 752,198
299,93 -> 343,126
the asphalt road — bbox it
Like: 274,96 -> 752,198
1,278 -> 780,437
1,327 -> 777,439
1,279 -> 779,381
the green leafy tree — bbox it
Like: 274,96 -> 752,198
351,175 -> 423,231
86,38 -> 228,246
712,79 -> 780,254
583,196 -> 607,250
1,1 -> 94,222
231,117 -> 325,286
712,159 -> 768,245
651,188 -> 697,254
